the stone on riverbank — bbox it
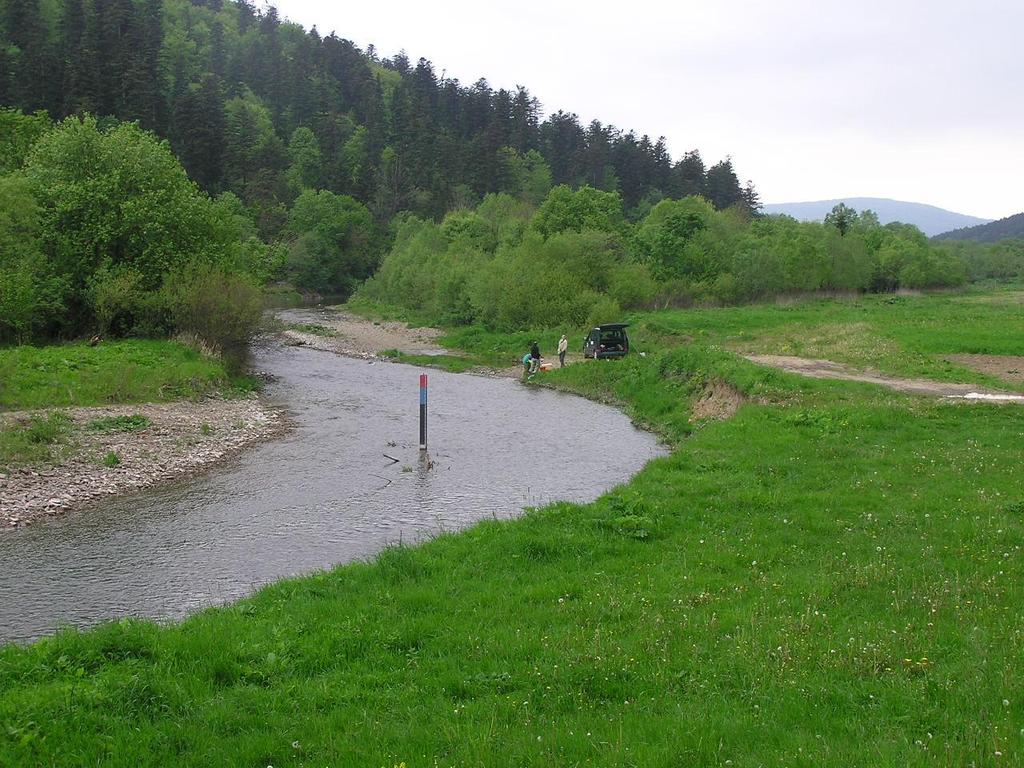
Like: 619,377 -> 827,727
0,396 -> 284,528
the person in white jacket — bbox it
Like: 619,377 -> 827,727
557,334 -> 569,368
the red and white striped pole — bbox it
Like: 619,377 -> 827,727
418,373 -> 428,452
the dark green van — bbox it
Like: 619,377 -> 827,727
583,324 -> 630,359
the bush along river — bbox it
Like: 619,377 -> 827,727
0,337 -> 665,643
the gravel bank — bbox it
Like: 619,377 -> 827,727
279,307 -> 446,358
0,396 -> 285,529
277,307 -> 539,377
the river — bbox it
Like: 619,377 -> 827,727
0,339 -> 665,643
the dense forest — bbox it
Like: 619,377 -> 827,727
0,0 -> 756,226
933,212 -> 1024,243
2,0 -> 1023,349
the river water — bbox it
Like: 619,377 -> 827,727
0,340 -> 665,643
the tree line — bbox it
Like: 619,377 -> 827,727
358,193 -> 1009,332
3,105 -> 1021,351
0,0 -> 757,235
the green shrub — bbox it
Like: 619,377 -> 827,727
0,175 -> 69,341
710,272 -> 741,304
162,263 -> 262,372
87,266 -> 170,338
608,262 -> 658,309
284,189 -> 378,294
15,116 -> 271,341
0,259 -> 44,342
584,294 -> 622,330
0,411 -> 71,469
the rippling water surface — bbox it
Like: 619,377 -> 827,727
0,339 -> 665,643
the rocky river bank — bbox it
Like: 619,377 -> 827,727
0,395 -> 285,529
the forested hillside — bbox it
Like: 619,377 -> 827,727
933,212 -> 1024,243
3,0 -> 1023,347
0,0 -> 755,228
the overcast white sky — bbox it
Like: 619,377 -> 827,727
272,0 -> 1021,219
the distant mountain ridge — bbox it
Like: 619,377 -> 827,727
932,212 -> 1024,243
762,198 -> 991,237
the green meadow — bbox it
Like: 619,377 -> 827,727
440,287 -> 1024,389
2,290 -> 1023,766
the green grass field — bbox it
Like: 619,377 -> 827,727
630,288 -> 1024,388
0,339 -> 251,411
2,291 -> 1023,765
440,287 -> 1024,390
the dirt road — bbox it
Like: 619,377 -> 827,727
745,354 -> 1024,401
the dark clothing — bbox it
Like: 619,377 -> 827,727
559,351 -> 566,367
530,343 -> 540,360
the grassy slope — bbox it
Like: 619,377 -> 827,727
2,294 -> 1024,765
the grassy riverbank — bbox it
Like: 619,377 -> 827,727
2,293 -> 1023,765
0,339 -> 253,410
0,339 -> 256,471
434,287 -> 1024,386
354,288 -> 1024,392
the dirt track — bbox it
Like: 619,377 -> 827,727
745,355 -> 1024,401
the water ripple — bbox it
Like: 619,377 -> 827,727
0,343 -> 665,643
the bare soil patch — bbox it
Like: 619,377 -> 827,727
946,354 -> 1024,384
0,396 -> 284,528
745,354 -> 1023,400
691,380 -> 745,422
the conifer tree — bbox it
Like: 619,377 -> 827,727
675,150 -> 707,198
0,0 -> 757,222
5,0 -> 55,112
705,158 -> 743,209
173,75 -> 227,192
